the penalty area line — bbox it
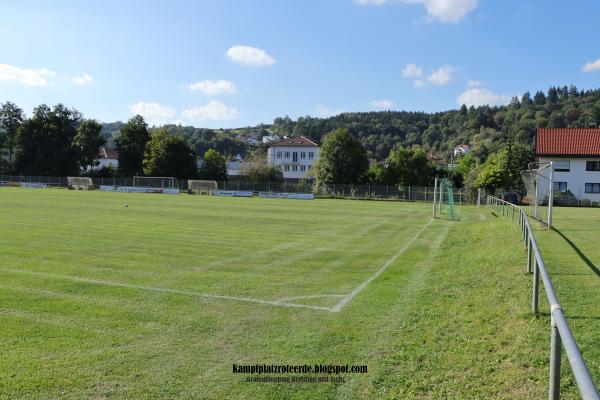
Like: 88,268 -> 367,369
4,269 -> 333,312
331,218 -> 434,313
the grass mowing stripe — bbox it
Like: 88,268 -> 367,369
332,218 -> 434,312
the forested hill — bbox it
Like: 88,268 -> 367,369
102,86 -> 600,162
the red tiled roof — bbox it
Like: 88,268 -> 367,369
536,128 -> 600,156
269,135 -> 319,147
99,147 -> 119,159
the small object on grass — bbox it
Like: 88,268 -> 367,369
124,203 -> 128,208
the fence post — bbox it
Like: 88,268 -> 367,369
532,255 -> 539,314
549,311 -> 562,400
527,238 -> 532,274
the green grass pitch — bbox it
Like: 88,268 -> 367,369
0,188 -> 598,399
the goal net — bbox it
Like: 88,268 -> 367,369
68,176 -> 94,190
133,176 -> 178,189
188,180 -> 218,195
433,178 -> 458,221
520,161 -> 553,227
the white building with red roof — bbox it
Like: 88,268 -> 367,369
536,128 -> 600,201
95,147 -> 119,170
267,136 -> 320,179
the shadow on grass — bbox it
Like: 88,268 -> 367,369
552,227 -> 600,278
539,311 -> 600,320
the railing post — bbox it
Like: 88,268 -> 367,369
549,310 -> 562,400
533,255 -> 539,314
527,237 -> 532,274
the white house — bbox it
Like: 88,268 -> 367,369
453,144 -> 471,157
262,135 -> 279,144
90,147 -> 118,171
536,128 -> 600,202
267,135 -> 320,179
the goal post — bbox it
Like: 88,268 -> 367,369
433,178 -> 458,221
133,176 -> 178,189
520,161 -> 553,228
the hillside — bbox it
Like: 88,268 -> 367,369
102,86 -> 600,163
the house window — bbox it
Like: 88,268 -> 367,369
276,151 -> 282,158
586,161 -> 600,171
554,182 -> 567,192
284,151 -> 290,159
308,152 -> 314,159
307,165 -> 312,171
292,165 -> 298,172
585,183 -> 600,193
293,152 -> 298,162
284,165 -> 290,172
553,160 -> 570,172
300,152 -> 306,159
300,165 -> 305,172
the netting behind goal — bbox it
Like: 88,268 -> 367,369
433,178 -> 458,221
68,176 -> 93,190
133,176 -> 178,189
520,161 -> 553,227
188,180 -> 218,195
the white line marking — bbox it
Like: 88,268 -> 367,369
331,218 -> 434,313
4,269 -> 333,312
273,294 -> 345,303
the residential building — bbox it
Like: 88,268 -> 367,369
453,144 -> 471,157
91,147 -> 118,170
536,128 -> 600,201
266,135 -> 320,179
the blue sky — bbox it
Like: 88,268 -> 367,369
1,0 -> 600,128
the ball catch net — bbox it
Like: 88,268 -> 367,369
520,161 -> 553,227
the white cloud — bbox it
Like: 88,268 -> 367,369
129,102 -> 176,126
410,0 -> 479,23
457,88 -> 510,107
72,73 -> 93,85
316,105 -> 345,118
582,59 -> 600,73
427,64 -> 456,85
188,79 -> 236,95
355,0 -> 478,23
183,101 -> 240,122
414,79 -> 427,88
402,63 -> 423,78
370,99 -> 395,110
226,45 -> 276,67
467,79 -> 485,87
0,63 -> 55,86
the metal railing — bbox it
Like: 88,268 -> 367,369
487,195 -> 600,400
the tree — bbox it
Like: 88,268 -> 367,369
116,115 -> 150,176
239,154 -> 283,182
14,104 -> 82,175
198,149 -> 227,180
142,129 -> 197,178
0,101 -> 24,163
316,128 -> 368,186
475,152 -> 505,189
73,119 -> 105,171
384,146 -> 434,186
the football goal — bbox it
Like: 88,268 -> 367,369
520,161 -> 554,228
133,176 -> 179,189
432,178 -> 458,221
188,180 -> 218,195
68,176 -> 94,190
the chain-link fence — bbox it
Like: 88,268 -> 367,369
0,175 -> 480,204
